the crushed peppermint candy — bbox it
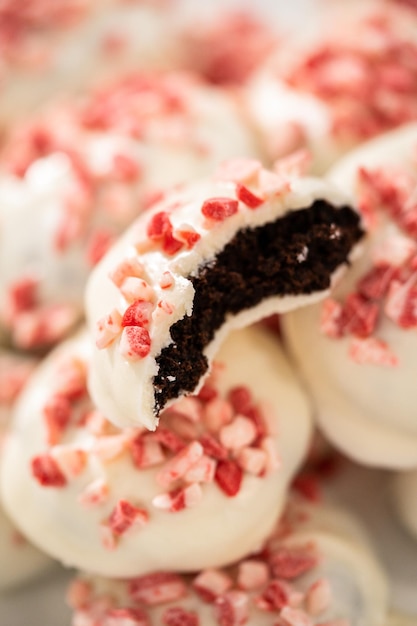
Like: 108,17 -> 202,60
320,159 -> 417,363
68,497 -> 352,626
94,157 -> 295,363
29,346 -> 279,550
286,10 -> 417,141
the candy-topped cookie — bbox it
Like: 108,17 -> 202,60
244,1 -> 417,172
283,123 -> 417,469
0,325 -> 312,577
86,158 -> 363,430
0,71 -> 258,350
66,494 -> 388,626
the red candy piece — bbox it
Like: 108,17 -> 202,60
122,300 -> 153,328
269,546 -> 317,580
236,184 -> 264,209
129,572 -> 187,606
162,607 -> 199,626
214,459 -> 243,496
201,197 -> 239,221
341,293 -> 379,338
108,500 -> 148,536
31,454 -> 67,487
122,326 -> 151,359
357,264 -> 396,300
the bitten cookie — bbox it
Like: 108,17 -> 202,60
86,158 -> 363,430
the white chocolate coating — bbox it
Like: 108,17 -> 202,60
244,1 -> 417,173
391,469 -> 417,541
86,167 -> 359,430
283,123 -> 417,469
67,496 -> 388,626
0,350 -> 51,590
0,72 -> 259,349
0,326 -> 312,578
0,0 -> 181,129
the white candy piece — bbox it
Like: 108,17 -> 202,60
86,163 -> 362,430
0,0 -> 181,128
0,71 -> 259,350
283,123 -> 417,469
0,350 -> 51,590
0,326 -> 312,578
244,1 -> 417,173
67,496 -> 388,626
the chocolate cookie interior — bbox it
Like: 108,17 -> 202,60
154,199 -> 363,414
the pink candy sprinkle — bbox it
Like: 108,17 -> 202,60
157,300 -> 175,315
162,607 -> 199,626
152,483 -> 203,513
160,271 -> 175,290
130,435 -> 165,469
255,579 -> 293,611
172,397 -> 203,423
54,448 -> 86,478
122,301 -> 153,329
107,500 -> 149,536
280,606 -> 313,626
43,393 -> 72,445
213,590 -> 249,626
385,277 -> 417,328
237,560 -> 269,591
341,293 -> 379,338
198,434 -> 228,460
112,153 -> 142,183
358,264 -> 396,300
120,277 -> 155,304
193,569 -> 233,603
93,433 -> 131,462
129,572 -> 187,606
214,459 -> 243,497
156,441 -> 204,487
66,579 -> 93,610
260,437 -> 281,473
348,337 -> 399,366
269,545 -> 318,579
78,478 -> 110,507
174,225 -> 201,249
219,415 -> 257,450
5,275 -> 38,317
236,447 -> 267,475
305,578 -> 332,616
154,427 -> 186,453
227,386 -> 253,415
104,607 -> 149,626
201,197 -> 239,222
146,211 -> 183,256
203,397 -> 234,433
120,326 -> 151,360
109,258 -> 144,288
95,309 -> 123,349
183,455 -> 216,483
235,184 -> 264,209
31,454 -> 67,487
86,229 -> 114,267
